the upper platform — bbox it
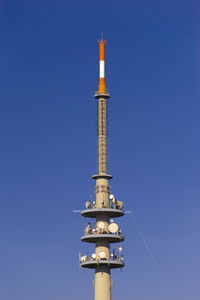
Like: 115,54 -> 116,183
81,208 -> 124,218
94,91 -> 110,99
92,174 -> 113,180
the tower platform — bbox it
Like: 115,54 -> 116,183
94,91 -> 110,99
80,259 -> 124,269
81,208 -> 124,218
81,233 -> 124,243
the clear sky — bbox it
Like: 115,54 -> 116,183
0,1 -> 199,299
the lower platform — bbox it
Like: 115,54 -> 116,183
80,260 -> 124,269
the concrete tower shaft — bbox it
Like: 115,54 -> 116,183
95,266 -> 111,300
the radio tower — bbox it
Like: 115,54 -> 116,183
80,38 -> 124,300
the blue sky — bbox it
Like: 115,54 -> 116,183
0,1 -> 199,299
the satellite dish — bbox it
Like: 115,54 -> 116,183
109,194 -> 114,200
92,253 -> 96,259
99,251 -> 106,259
108,223 -> 119,233
97,222 -> 105,230
118,247 -> 123,252
85,201 -> 90,208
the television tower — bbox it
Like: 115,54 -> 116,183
80,39 -> 124,300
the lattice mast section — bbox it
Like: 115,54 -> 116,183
98,98 -> 107,175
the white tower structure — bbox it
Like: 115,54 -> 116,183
80,39 -> 124,300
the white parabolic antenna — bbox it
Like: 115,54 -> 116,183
92,253 -> 96,259
99,251 -> 106,259
98,222 -> 105,230
108,223 -> 119,233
